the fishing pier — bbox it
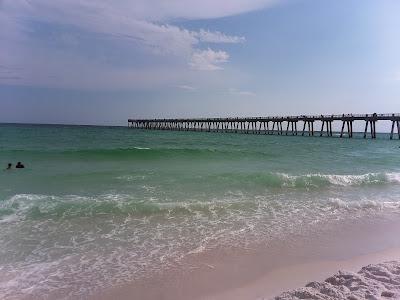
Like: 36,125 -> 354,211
128,113 -> 400,139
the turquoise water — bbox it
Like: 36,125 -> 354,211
1,124 -> 400,298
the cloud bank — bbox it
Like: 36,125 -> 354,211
0,0 -> 277,89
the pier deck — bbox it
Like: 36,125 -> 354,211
128,113 -> 400,139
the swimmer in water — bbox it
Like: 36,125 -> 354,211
15,162 -> 25,169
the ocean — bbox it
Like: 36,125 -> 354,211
1,123 -> 400,299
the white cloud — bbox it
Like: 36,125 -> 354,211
2,0 -> 279,24
76,0 -> 279,21
229,88 -> 256,96
190,49 -> 229,71
177,85 -> 197,90
194,29 -> 245,44
0,0 -> 279,88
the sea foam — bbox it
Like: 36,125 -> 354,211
1,184 -> 400,298
278,172 -> 400,187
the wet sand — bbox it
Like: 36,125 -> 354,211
93,214 -> 400,300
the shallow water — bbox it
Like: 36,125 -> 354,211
1,124 -> 400,299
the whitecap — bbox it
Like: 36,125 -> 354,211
277,172 -> 400,187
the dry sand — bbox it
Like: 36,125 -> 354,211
207,248 -> 400,300
274,260 -> 400,299
93,215 -> 400,300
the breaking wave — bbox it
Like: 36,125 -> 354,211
280,172 -> 400,187
1,191 -> 399,298
206,172 -> 400,189
0,194 -> 227,222
2,188 -> 400,224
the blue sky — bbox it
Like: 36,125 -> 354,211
0,0 -> 399,125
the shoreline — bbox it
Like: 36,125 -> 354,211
205,247 -> 400,300
93,214 -> 400,300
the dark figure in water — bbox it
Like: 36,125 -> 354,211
15,162 -> 25,169
5,163 -> 12,170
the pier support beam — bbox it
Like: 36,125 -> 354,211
320,120 -> 325,137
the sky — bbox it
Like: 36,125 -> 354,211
0,0 -> 400,126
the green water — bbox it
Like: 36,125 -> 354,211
1,124 -> 400,298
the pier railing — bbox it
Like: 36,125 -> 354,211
128,113 -> 400,139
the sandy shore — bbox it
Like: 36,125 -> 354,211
207,247 -> 400,300
93,214 -> 400,300
274,259 -> 400,299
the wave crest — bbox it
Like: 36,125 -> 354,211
209,172 -> 400,189
280,172 -> 400,187
0,194 -> 238,223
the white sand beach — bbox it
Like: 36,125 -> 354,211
274,260 -> 400,299
94,214 -> 400,300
